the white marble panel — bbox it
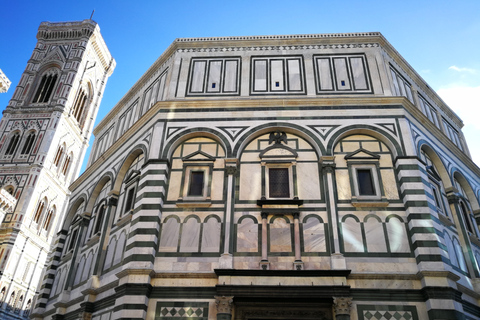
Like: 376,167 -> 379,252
166,172 -> 182,201
201,218 -> 221,252
382,170 -> 400,200
103,237 -> 116,270
362,141 -> 381,152
270,60 -> 284,91
199,143 -> 217,156
113,232 -> 126,265
157,72 -> 167,101
386,217 -> 410,252
335,170 -> 351,200
191,61 -> 206,92
364,217 -> 387,252
206,60 -> 222,92
254,60 -> 267,91
297,163 -> 321,200
342,217 -> 364,252
379,155 -> 393,168
333,58 -> 351,90
316,58 -> 333,90
270,218 -> 292,252
342,141 -> 360,152
239,164 -> 262,200
159,218 -> 180,252
74,257 -> 85,284
303,217 -> 326,252
211,171 -> 224,201
237,218 -> 258,252
350,57 -> 368,90
224,60 -> 238,92
182,143 -> 199,156
81,252 -> 93,282
287,59 -> 301,91
180,218 -> 200,252
454,239 -> 468,272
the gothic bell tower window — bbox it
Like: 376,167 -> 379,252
32,72 -> 58,103
20,131 -> 36,155
5,132 -> 20,156
71,84 -> 91,129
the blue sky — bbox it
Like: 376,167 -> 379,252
1,1 -> 479,172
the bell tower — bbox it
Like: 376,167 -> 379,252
0,20 -> 114,318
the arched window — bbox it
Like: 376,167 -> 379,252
54,145 -> 64,167
5,186 -> 14,195
14,295 -> 23,313
33,73 -> 58,103
0,287 -> 5,306
93,204 -> 106,235
460,201 -> 475,234
6,291 -> 15,310
24,299 -> 32,317
62,155 -> 71,175
34,200 -> 46,224
5,132 -> 20,156
72,88 -> 88,123
42,208 -> 54,231
88,180 -> 111,237
21,132 -> 36,155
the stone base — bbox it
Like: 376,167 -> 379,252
219,253 -> 233,269
331,253 -> 346,269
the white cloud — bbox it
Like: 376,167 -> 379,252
448,65 -> 477,74
437,85 -> 480,166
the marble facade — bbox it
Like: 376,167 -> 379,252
28,30 -> 480,320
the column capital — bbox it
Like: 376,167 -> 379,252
215,296 -> 234,314
225,158 -> 239,175
333,296 -> 352,316
320,156 -> 336,173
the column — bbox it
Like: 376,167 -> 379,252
215,296 -> 234,320
220,159 -> 238,269
320,156 -> 345,269
293,212 -> 303,270
333,297 -> 352,320
260,212 -> 269,270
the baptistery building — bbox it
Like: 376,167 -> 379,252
30,29 -> 480,320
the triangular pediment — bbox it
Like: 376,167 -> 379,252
124,170 -> 140,182
182,150 -> 216,161
44,47 -> 66,63
344,148 -> 380,160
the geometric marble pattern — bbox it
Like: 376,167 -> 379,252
357,305 -> 418,320
155,302 -> 209,320
363,310 -> 412,320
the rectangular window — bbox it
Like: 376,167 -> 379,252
67,228 -> 78,252
124,187 -> 136,213
269,168 -> 290,198
357,169 -> 375,196
188,171 -> 205,196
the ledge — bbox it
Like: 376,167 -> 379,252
176,201 -> 212,208
257,199 -> 304,206
351,200 -> 389,208
214,268 -> 350,277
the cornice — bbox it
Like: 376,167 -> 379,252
175,32 -> 383,43
36,19 -> 115,73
